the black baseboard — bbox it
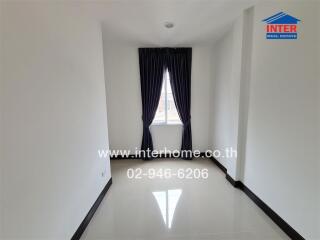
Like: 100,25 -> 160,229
71,178 -> 112,240
210,158 -> 305,240
110,154 -> 137,160
111,152 -> 207,160
225,174 -> 243,188
210,156 -> 227,173
240,183 -> 304,240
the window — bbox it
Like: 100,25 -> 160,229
153,69 -> 181,125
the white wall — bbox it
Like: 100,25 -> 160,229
190,46 -> 215,152
0,2 -> 3,238
318,3 -> 320,233
0,2 -> 111,239
102,39 -> 142,154
103,33 -> 214,153
211,3 -> 319,238
243,3 -> 319,238
210,16 -> 244,179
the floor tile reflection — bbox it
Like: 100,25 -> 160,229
153,189 -> 182,229
81,158 -> 289,240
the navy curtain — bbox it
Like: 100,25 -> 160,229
139,48 -> 192,159
166,48 -> 192,159
139,48 -> 165,159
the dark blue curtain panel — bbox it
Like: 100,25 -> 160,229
139,48 -> 192,160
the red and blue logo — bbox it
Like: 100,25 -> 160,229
262,12 -> 300,39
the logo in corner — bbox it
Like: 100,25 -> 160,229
262,12 -> 300,40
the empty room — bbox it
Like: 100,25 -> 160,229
0,0 -> 319,240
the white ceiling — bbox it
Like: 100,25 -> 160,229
83,0 -> 256,46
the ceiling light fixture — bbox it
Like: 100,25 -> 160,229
164,22 -> 174,29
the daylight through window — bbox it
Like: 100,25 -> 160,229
153,69 -> 181,125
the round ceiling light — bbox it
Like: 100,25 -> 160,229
164,22 -> 174,29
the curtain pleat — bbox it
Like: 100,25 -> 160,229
139,49 -> 165,159
166,48 -> 192,159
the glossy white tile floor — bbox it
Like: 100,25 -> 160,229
81,158 -> 290,240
